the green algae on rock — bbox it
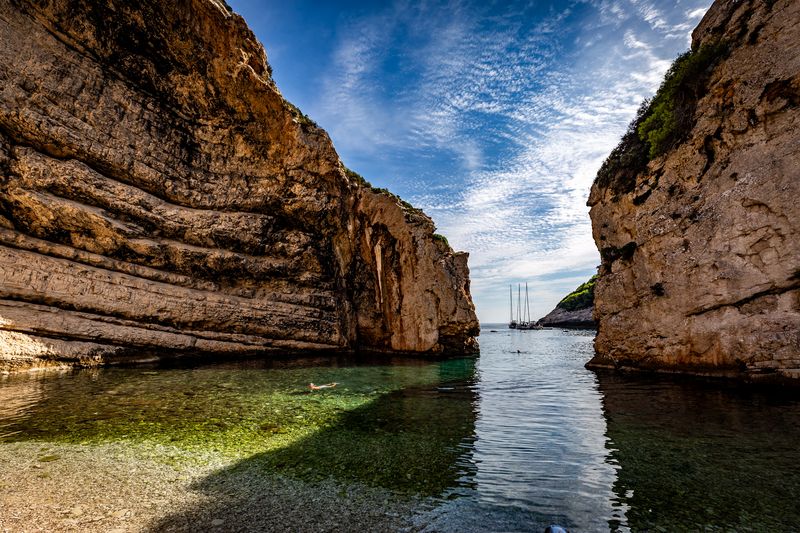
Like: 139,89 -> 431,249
0,357 -> 477,496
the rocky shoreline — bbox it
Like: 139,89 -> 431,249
0,441 -> 419,532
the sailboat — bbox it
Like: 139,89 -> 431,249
508,282 -> 543,330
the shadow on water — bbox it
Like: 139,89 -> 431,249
0,355 -> 481,531
595,370 -> 800,531
146,357 -> 480,531
230,373 -> 479,495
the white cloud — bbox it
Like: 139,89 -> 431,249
686,7 -> 709,20
308,0 -> 716,322
624,30 -> 651,50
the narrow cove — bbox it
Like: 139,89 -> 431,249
2,327 -> 799,531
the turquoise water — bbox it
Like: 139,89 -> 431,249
2,326 -> 800,531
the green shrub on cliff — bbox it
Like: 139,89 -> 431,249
594,42 -> 728,194
637,43 -> 729,159
344,166 -> 372,187
557,275 -> 597,311
432,233 -> 450,248
593,101 -> 652,194
285,100 -> 318,128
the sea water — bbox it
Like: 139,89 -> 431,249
1,326 -> 799,531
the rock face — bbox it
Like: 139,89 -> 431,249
588,0 -> 800,380
538,306 -> 595,329
0,0 -> 478,371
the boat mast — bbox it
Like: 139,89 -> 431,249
517,284 -> 521,323
525,282 -> 531,323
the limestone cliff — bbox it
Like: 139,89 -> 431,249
588,0 -> 799,380
0,0 -> 478,370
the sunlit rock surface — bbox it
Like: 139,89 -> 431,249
0,0 -> 478,370
588,0 -> 800,380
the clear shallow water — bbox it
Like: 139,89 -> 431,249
2,326 -> 800,531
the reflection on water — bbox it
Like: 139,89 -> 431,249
416,327 -> 622,532
597,371 -> 800,531
0,373 -> 46,438
2,327 -> 800,531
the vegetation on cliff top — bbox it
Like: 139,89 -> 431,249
432,233 -> 450,247
556,275 -> 597,311
344,166 -> 372,188
344,167 -> 433,223
285,100 -> 318,128
594,42 -> 729,195
637,43 -> 729,159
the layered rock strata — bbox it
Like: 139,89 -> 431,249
588,0 -> 800,380
0,0 -> 478,370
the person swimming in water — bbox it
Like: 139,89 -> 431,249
308,382 -> 338,390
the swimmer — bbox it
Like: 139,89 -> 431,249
308,382 -> 338,390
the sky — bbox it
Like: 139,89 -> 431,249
227,0 -> 713,323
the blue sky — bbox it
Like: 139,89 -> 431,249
227,0 -> 712,323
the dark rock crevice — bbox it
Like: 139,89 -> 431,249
687,281 -> 800,317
